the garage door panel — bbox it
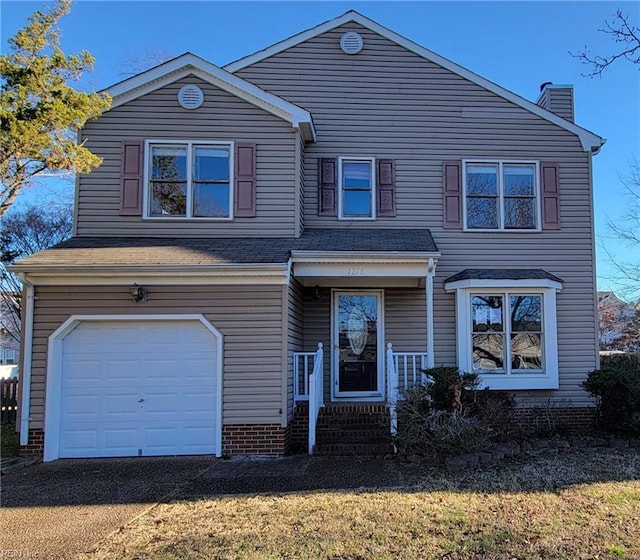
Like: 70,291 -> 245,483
59,320 -> 219,458
104,393 -> 140,416
63,393 -> 101,417
104,428 -> 139,452
63,358 -> 101,384
61,428 -> 99,455
183,392 -> 215,414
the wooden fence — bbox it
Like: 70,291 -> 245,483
1,378 -> 18,426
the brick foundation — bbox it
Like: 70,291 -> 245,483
514,406 -> 597,435
20,428 -> 44,457
290,403 -> 309,454
222,424 -> 290,456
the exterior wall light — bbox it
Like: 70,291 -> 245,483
129,284 -> 147,302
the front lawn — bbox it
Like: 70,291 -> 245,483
85,448 -> 640,560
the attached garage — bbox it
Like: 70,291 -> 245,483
44,315 -> 223,461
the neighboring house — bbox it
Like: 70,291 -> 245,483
597,291 -> 640,352
11,11 -> 605,461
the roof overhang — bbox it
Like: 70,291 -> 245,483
105,53 -> 316,142
13,263 -> 290,286
444,277 -> 563,291
291,250 -> 439,288
225,11 -> 603,153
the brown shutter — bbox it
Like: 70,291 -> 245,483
376,159 -> 396,217
318,158 -> 337,216
541,162 -> 560,230
120,140 -> 143,216
234,143 -> 256,217
443,160 -> 462,229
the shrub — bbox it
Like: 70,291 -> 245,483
583,354 -> 640,435
425,366 -> 480,411
468,389 -> 517,440
394,368 -> 515,460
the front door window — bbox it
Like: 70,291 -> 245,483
335,293 -> 382,397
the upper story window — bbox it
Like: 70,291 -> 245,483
338,157 -> 376,220
464,161 -> 539,231
148,141 -> 233,219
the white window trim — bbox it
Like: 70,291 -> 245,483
446,281 -> 561,390
462,159 -> 541,232
337,156 -> 376,220
143,139 -> 235,221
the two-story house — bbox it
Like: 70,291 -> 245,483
12,11 -> 604,461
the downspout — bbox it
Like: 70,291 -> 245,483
426,258 -> 437,368
17,274 -> 35,446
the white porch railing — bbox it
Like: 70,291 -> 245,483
307,342 -> 324,454
386,342 -> 429,436
293,350 -> 318,403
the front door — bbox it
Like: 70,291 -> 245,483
333,291 -> 384,400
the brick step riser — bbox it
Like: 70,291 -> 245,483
317,414 -> 390,423
317,435 -> 392,445
317,423 -> 390,432
314,443 -> 395,456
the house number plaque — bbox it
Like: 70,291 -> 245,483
347,267 -> 365,276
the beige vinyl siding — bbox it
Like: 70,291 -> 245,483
385,289 -> 427,353
538,87 -> 574,122
238,23 -> 598,406
235,23 -> 587,230
302,288 -> 332,400
287,279 -> 304,420
27,285 -> 285,429
77,76 -> 297,237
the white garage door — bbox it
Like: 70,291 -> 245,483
59,320 -> 219,458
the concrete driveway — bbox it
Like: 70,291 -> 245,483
0,456 -> 218,559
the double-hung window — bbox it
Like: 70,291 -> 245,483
338,157 -> 376,219
148,141 -> 232,219
464,161 -> 539,230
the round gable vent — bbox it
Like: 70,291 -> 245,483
178,84 -> 204,109
340,31 -> 364,55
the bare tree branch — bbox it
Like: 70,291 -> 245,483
1,203 -> 73,342
571,10 -> 640,77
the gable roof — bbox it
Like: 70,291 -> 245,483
105,53 -> 316,141
225,10 -> 604,153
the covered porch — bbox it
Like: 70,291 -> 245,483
286,228 -> 440,454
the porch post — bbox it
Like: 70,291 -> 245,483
425,258 -> 436,368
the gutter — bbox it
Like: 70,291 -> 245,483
17,275 -> 34,446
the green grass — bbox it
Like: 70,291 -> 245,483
0,425 -> 19,459
84,448 -> 640,560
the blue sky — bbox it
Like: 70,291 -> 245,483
2,0 -> 639,297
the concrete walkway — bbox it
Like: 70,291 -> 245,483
0,455 -> 403,559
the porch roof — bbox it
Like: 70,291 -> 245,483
11,228 -> 439,270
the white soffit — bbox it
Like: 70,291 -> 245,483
224,11 -> 603,153
105,53 -> 316,141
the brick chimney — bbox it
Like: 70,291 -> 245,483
536,82 -> 575,123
